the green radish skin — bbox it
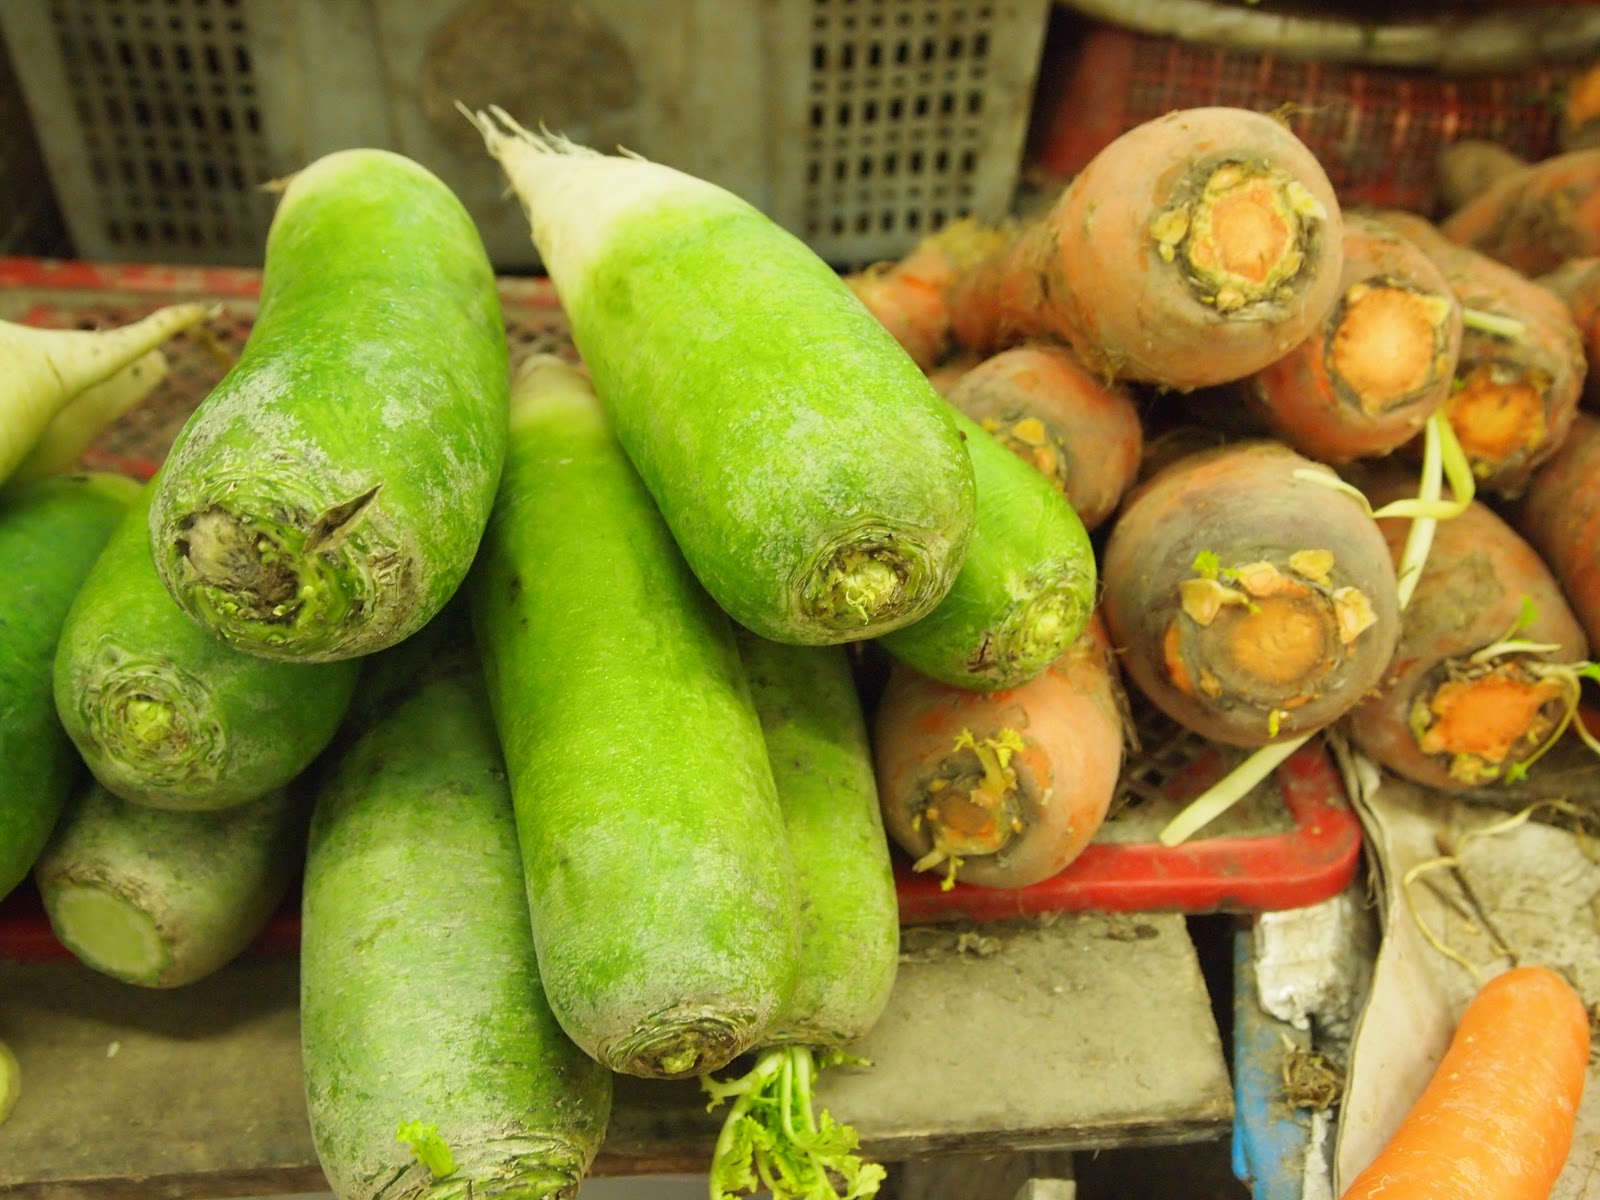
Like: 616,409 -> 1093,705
470,113 -> 977,646
700,637 -> 897,1200
734,630 -> 899,1046
148,148 -> 509,663
0,472 -> 140,902
0,305 -> 211,486
876,405 -> 1097,691
32,781 -> 305,988
54,478 -> 360,811
469,355 -> 800,1080
301,637 -> 612,1200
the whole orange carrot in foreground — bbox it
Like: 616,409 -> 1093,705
1340,964 -> 1589,1200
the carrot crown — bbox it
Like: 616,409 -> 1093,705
1151,158 -> 1330,314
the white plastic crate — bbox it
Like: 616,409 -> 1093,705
0,0 -> 1049,269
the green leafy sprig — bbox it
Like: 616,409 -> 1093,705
703,1045 -> 884,1200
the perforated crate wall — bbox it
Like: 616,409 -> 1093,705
0,0 -> 1049,270
0,0 -> 277,265
769,0 -> 1051,261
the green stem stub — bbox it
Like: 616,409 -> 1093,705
703,1046 -> 885,1200
76,645 -> 225,793
396,1120 -> 458,1179
603,1007 -> 758,1081
164,484 -> 393,661
975,575 -> 1091,687
796,518 -> 960,649
806,537 -> 921,633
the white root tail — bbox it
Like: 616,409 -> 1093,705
456,103 -> 606,162
0,302 -> 214,486
5,349 -> 170,490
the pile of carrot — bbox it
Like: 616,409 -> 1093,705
849,101 -> 1600,812
9,92 -> 1600,1200
844,104 -> 1600,1197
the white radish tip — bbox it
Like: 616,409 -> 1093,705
454,101 -> 607,161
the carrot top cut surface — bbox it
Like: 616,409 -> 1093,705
1051,107 -> 1346,390
1102,440 -> 1400,748
1245,210 -> 1462,465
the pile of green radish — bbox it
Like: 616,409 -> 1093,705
0,103 -> 1109,1197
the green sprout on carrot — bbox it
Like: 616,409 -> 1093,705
1450,597 -> 1600,785
1180,551 -> 1259,622
703,1045 -> 885,1200
1460,306 -> 1529,342
1181,551 -> 1374,646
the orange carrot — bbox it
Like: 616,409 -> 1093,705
1339,964 -> 1589,1200
844,219 -> 1012,371
1342,463 -> 1589,791
1513,408 -> 1600,651
1564,59 -> 1600,152
940,342 -> 1144,530
1100,439 -> 1402,749
1433,139 -> 1528,216
945,107 -> 1346,390
871,613 -> 1127,890
1537,254 -> 1600,407
1379,209 -> 1585,497
1245,210 -> 1464,464
1439,146 -> 1600,277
